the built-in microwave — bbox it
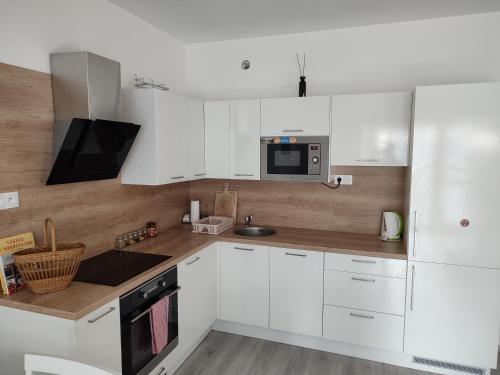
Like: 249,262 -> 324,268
260,136 -> 329,182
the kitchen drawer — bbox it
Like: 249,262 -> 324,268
324,270 -> 406,315
324,253 -> 406,278
323,305 -> 404,352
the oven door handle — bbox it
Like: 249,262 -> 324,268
129,286 -> 181,324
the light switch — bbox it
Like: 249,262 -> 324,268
0,192 -> 20,210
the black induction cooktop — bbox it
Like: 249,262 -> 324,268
74,250 -> 171,286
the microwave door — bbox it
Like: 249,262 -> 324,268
267,143 -> 309,175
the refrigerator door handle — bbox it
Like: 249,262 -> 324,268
412,211 -> 418,258
410,265 -> 416,311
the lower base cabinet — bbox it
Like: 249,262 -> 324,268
0,298 -> 122,375
149,243 -> 218,375
76,298 -> 122,372
323,305 -> 404,352
178,243 -> 218,353
220,242 -> 270,328
270,247 -> 323,337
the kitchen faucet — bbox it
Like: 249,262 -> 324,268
244,215 -> 253,226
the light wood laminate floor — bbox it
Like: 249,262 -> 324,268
176,331 -> 500,375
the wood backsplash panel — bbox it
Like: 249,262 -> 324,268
0,63 -> 190,258
191,166 -> 406,235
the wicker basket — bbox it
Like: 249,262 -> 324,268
13,218 -> 85,294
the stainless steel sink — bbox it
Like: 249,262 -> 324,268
234,226 -> 276,237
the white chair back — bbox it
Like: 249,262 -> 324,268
25,354 -> 116,375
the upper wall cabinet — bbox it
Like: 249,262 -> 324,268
190,99 -> 206,180
121,89 -> 195,185
261,96 -> 330,136
330,92 -> 412,166
230,100 -> 261,180
205,101 -> 230,179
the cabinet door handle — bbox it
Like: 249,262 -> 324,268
285,252 -> 306,257
410,265 -> 416,311
351,277 -> 376,283
194,173 -> 206,177
87,307 -> 116,324
413,211 -> 418,258
170,176 -> 185,180
356,158 -> 380,162
351,259 -> 376,264
350,312 -> 374,320
234,246 -> 254,251
157,367 -> 166,375
234,174 -> 254,177
283,129 -> 303,133
186,256 -> 200,265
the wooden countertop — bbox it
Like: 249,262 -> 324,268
0,225 -> 406,320
220,226 -> 406,260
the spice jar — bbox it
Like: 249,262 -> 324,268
147,222 -> 158,237
123,234 -> 131,246
115,235 -> 126,249
131,231 -> 139,243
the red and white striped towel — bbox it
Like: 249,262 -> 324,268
149,296 -> 169,355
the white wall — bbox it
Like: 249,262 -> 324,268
0,0 -> 187,93
186,12 -> 500,100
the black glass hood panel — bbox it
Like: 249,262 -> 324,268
47,118 -> 140,185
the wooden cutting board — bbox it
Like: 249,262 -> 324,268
214,183 -> 237,223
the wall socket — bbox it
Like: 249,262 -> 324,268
0,192 -> 20,210
333,175 -> 353,185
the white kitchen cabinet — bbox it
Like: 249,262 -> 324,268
189,99 -> 206,180
269,247 -> 323,337
324,253 -> 407,279
229,99 -> 261,180
0,298 -> 122,375
76,298 -> 122,373
330,92 -> 411,166
324,270 -> 406,316
156,243 -> 218,375
0,307 -> 77,375
323,305 -> 404,352
220,242 -> 269,328
121,89 -> 192,185
408,83 -> 500,268
404,261 -> 500,369
155,92 -> 191,184
261,96 -> 330,136
178,243 -> 217,354
204,101 -> 230,179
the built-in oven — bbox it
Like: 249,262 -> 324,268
260,136 -> 329,182
120,266 -> 180,375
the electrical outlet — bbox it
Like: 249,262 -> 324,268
333,175 -> 353,185
0,192 -> 20,210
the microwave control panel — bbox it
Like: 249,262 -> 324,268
308,144 -> 321,175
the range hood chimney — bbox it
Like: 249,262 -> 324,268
47,52 -> 140,185
51,51 -> 121,125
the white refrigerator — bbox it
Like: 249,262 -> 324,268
404,82 -> 500,371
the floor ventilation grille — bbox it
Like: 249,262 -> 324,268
413,356 -> 486,375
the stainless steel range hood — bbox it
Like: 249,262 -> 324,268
47,51 -> 140,185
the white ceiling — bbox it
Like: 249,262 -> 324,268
109,0 -> 500,43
